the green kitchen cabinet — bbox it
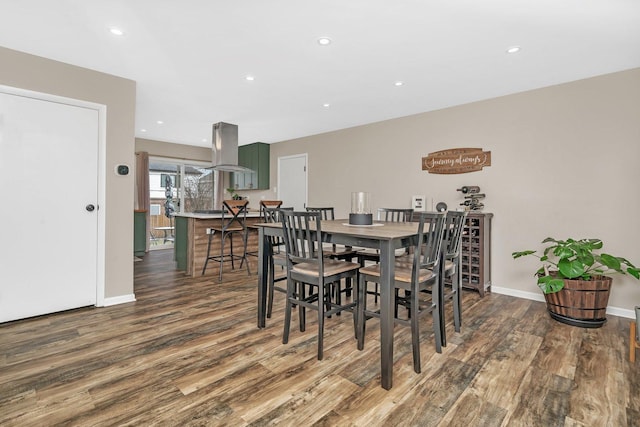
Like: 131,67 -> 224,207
134,210 -> 147,257
232,142 -> 269,190
174,215 -> 188,270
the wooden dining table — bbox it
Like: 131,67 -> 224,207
255,219 -> 420,390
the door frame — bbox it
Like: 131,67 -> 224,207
0,84 -> 106,306
277,153 -> 308,210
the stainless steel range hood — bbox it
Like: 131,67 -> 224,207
210,122 -> 253,210
211,122 -> 253,172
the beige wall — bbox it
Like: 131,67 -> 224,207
0,46 -> 136,299
270,68 -> 640,312
135,138 -> 211,162
6,43 -> 636,312
135,137 -> 275,207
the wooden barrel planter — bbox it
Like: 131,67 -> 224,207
543,275 -> 612,328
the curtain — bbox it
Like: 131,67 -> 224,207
135,151 -> 151,252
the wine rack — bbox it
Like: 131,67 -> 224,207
460,212 -> 493,297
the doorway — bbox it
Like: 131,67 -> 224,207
0,86 -> 104,322
278,153 -> 307,210
148,158 -> 214,250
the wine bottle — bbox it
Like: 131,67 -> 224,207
457,186 -> 480,194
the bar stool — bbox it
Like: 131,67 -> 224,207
281,210 -> 361,360
202,199 -> 251,281
241,200 -> 283,269
439,210 -> 467,346
262,205 -> 293,318
357,211 -> 446,373
357,208 -> 414,303
306,207 -> 358,305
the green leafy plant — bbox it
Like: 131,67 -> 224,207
512,237 -> 640,294
226,187 -> 241,200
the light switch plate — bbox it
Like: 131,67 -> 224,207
412,195 -> 426,211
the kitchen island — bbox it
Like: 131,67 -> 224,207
174,211 -> 263,277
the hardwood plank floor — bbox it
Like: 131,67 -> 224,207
1,249 -> 638,426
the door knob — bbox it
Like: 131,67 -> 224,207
86,204 -> 96,212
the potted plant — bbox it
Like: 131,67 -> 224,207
513,237 -> 639,328
226,187 -> 242,200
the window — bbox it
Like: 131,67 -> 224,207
148,158 -> 214,248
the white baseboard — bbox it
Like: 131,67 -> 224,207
102,294 -> 136,307
491,286 -> 545,303
491,286 -> 635,320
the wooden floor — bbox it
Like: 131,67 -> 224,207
1,250 -> 639,426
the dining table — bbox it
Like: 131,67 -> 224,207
255,219 -> 421,390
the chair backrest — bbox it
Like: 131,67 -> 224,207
377,208 -> 414,222
259,200 -> 283,216
411,212 -> 446,280
262,206 -> 291,224
442,210 -> 468,259
263,206 -> 293,247
221,199 -> 249,230
306,207 -> 335,220
281,210 -> 323,271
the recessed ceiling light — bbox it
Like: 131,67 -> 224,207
156,120 -> 164,125
323,103 -> 331,108
109,27 -> 124,36
245,75 -> 255,81
140,129 -> 147,132
395,81 -> 404,86
506,46 -> 521,54
317,37 -> 332,46
202,138 -> 207,143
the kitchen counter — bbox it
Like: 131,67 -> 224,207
174,210 -> 262,219
174,211 -> 263,277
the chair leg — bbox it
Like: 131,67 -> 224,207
440,304 -> 446,347
229,233 -> 235,270
218,233 -> 226,282
453,270 -> 462,332
267,258 -> 275,318
242,230 -> 251,276
357,274 -> 366,350
334,280 -> 342,316
283,278 -> 293,345
202,231 -> 214,275
439,269 -> 447,348
432,279 -> 443,354
352,277 -> 359,339
299,282 -> 306,332
317,283 -> 326,360
410,287 -> 421,373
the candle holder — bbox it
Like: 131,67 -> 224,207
349,192 -> 373,225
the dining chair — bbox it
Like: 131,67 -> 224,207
260,199 -> 283,211
305,207 -> 357,260
202,199 -> 251,281
306,207 -> 358,305
357,211 -> 446,373
357,208 -> 415,304
241,200 -> 284,268
439,210 -> 468,346
263,205 -> 293,318
281,210 -> 361,360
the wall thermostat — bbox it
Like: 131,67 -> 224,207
116,164 -> 130,175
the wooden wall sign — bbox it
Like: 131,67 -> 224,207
422,147 -> 491,174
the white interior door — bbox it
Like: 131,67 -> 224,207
278,154 -> 307,210
0,88 -> 100,322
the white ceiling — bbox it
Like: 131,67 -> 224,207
1,0 -> 639,147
